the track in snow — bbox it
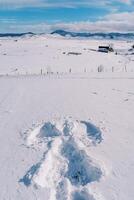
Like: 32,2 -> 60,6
20,118 -> 104,200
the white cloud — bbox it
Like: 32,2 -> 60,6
105,11 -> 134,21
56,12 -> 134,33
0,1 -> 134,33
0,0 -> 133,9
118,0 -> 132,4
1,12 -> 134,33
0,0 -> 45,9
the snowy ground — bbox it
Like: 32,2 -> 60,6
0,35 -> 134,75
0,36 -> 134,200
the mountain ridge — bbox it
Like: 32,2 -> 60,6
51,30 -> 134,39
0,32 -> 34,37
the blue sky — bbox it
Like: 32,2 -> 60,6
0,0 -> 134,33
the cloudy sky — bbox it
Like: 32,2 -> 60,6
0,0 -> 134,33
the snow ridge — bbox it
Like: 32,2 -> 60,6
20,118 -> 104,200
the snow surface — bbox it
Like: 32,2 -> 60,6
0,35 -> 134,75
0,35 -> 134,200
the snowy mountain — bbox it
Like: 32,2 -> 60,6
51,30 -> 134,40
0,32 -> 34,38
0,30 -> 134,40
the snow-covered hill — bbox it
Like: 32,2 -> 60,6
51,30 -> 134,40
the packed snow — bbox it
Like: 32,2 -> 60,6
0,35 -> 134,200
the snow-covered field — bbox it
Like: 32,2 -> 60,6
0,35 -> 134,75
0,35 -> 134,200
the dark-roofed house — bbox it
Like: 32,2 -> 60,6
98,45 -> 114,53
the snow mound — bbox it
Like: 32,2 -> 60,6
20,118 -> 104,200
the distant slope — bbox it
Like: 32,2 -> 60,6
51,30 -> 134,40
0,32 -> 34,37
1,30 -> 134,40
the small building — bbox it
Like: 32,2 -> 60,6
98,45 -> 114,53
